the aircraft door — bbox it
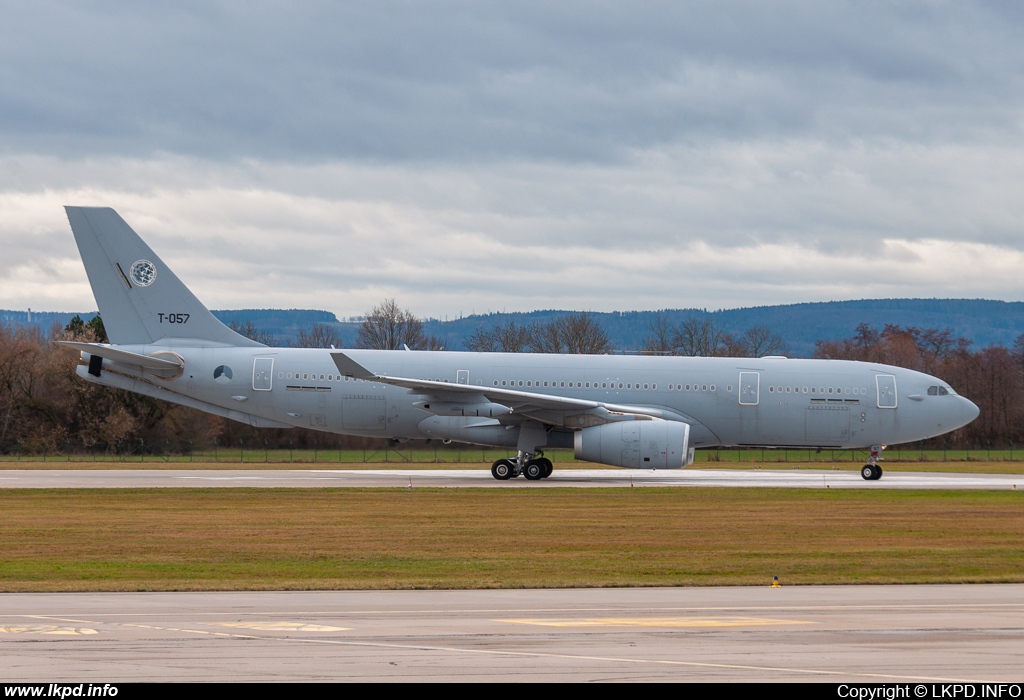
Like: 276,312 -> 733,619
457,370 -> 469,384
876,375 -> 897,408
739,372 -> 759,405
252,358 -> 274,391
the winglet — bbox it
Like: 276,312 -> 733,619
330,352 -> 376,380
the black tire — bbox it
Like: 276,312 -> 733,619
524,461 -> 544,480
861,465 -> 875,480
538,458 -> 553,479
491,459 -> 513,480
874,465 -> 883,480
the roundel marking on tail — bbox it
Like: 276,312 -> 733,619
130,259 -> 157,286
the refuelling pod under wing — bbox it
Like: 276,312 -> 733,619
418,416 -> 520,447
574,420 -> 692,469
413,400 -> 511,418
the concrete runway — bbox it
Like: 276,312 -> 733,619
2,585 -> 1022,682
0,467 -> 1020,489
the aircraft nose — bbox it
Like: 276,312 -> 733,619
961,397 -> 980,426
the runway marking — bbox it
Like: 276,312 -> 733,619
498,616 -> 812,628
218,622 -> 350,632
0,626 -> 97,635
19,614 -> 983,681
273,636 -> 984,683
27,615 -> 246,639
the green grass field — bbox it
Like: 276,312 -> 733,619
1,488 -> 1021,592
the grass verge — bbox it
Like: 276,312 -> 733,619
1,488 -> 1021,591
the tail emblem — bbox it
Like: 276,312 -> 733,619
129,259 -> 157,286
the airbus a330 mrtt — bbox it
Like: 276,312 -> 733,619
61,207 -> 980,480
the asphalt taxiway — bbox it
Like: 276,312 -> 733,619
0,467 -> 1020,489
2,585 -> 1022,682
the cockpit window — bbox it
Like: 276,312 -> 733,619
928,385 -> 954,396
928,386 -> 938,395
939,387 -> 949,396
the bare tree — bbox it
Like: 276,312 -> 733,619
467,321 -> 532,352
229,320 -> 275,346
357,298 -> 443,350
531,313 -> 612,354
673,318 -> 725,356
1013,333 -> 1024,383
717,332 -> 746,358
296,323 -> 341,349
740,324 -> 786,357
421,333 -> 446,351
641,313 -> 674,354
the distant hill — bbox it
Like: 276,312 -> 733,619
209,309 -> 337,345
420,299 -> 1024,356
0,309 -> 96,334
0,308 -> 337,347
4,299 -> 1023,356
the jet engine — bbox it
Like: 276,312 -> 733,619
574,419 -> 691,469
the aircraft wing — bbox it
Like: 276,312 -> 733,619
330,352 -> 683,422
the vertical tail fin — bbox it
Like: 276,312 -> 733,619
65,206 -> 262,347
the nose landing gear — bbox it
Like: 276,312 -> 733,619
860,464 -> 883,480
861,445 -> 884,480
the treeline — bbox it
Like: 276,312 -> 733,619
0,319 -> 381,455
1,310 -> 1022,454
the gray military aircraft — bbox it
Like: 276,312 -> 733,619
62,207 -> 979,481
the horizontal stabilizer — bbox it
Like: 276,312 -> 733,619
58,341 -> 184,373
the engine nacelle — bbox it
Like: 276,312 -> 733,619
574,419 -> 691,469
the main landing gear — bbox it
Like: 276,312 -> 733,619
491,451 -> 553,481
861,445 -> 884,481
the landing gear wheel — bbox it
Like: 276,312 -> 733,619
524,460 -> 544,480
538,458 -> 553,479
491,459 -> 514,480
861,464 -> 882,481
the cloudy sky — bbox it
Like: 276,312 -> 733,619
2,1 -> 1023,318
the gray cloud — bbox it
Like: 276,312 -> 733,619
2,144 -> 1023,316
2,2 -> 1023,162
2,2 -> 1024,316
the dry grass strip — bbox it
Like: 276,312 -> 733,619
1,488 -> 1021,592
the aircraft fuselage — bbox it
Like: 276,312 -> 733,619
77,345 -> 979,456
